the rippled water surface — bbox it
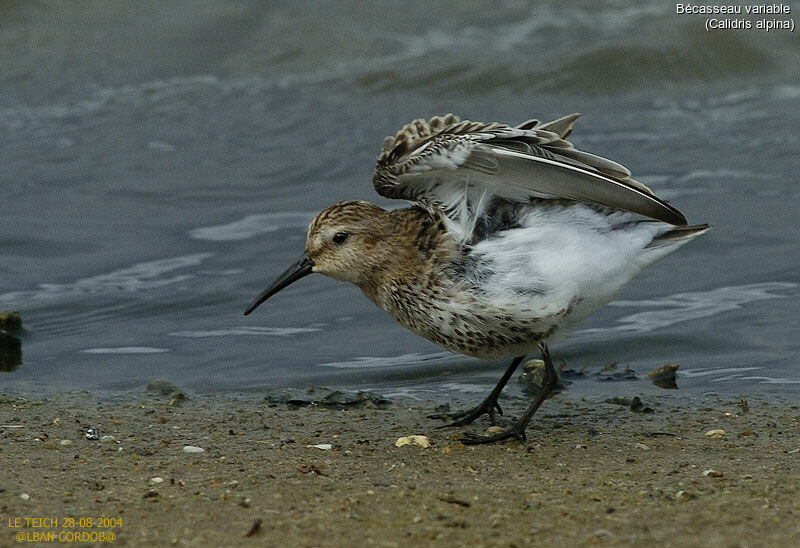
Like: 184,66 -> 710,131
2,1 -> 799,399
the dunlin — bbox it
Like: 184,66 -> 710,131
244,113 -> 708,444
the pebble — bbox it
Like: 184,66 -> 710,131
702,469 -> 724,478
182,445 -> 205,453
244,519 -> 262,538
646,363 -> 679,389
20,493 -> 30,501
518,359 -> 546,388
147,380 -> 184,397
704,429 -> 726,439
263,387 -> 389,408
675,489 -> 697,501
308,443 -> 333,450
85,426 -> 100,440
632,443 -> 651,450
150,477 -> 164,484
395,435 -> 431,448
59,439 -> 73,447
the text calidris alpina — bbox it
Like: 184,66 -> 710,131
244,113 -> 708,444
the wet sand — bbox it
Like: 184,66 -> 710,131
1,386 -> 798,547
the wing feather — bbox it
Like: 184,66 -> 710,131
373,114 -> 688,233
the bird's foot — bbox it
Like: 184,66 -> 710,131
460,423 -> 527,445
428,396 -> 503,428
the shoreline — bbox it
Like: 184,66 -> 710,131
1,387 -> 798,547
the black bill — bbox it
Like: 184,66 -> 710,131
243,252 -> 314,315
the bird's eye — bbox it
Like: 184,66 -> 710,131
332,232 -> 349,245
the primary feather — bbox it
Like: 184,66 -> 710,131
374,113 -> 688,246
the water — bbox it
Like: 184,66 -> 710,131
2,1 -> 799,399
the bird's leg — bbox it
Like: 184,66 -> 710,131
429,355 -> 525,428
461,345 -> 557,445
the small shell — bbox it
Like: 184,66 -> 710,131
395,435 -> 431,448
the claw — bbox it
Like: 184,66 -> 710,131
431,396 -> 503,429
447,348 -> 558,445
430,356 -> 525,428
460,426 -> 527,445
436,412 -> 483,429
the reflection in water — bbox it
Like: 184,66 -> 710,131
81,347 -> 170,354
578,282 -> 798,335
189,213 -> 315,242
0,254 -> 214,307
681,367 -> 800,385
170,326 -> 321,337
320,352 -> 461,369
0,311 -> 23,372
0,332 -> 22,372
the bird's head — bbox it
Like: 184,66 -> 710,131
243,200 -> 388,315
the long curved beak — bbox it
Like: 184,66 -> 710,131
243,252 -> 314,315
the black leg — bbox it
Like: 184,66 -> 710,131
461,345 -> 557,445
429,355 -> 526,428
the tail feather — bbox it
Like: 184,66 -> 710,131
646,223 -> 711,249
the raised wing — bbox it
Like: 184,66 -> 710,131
373,114 -> 688,234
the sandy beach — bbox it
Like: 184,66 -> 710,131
1,384 -> 798,547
